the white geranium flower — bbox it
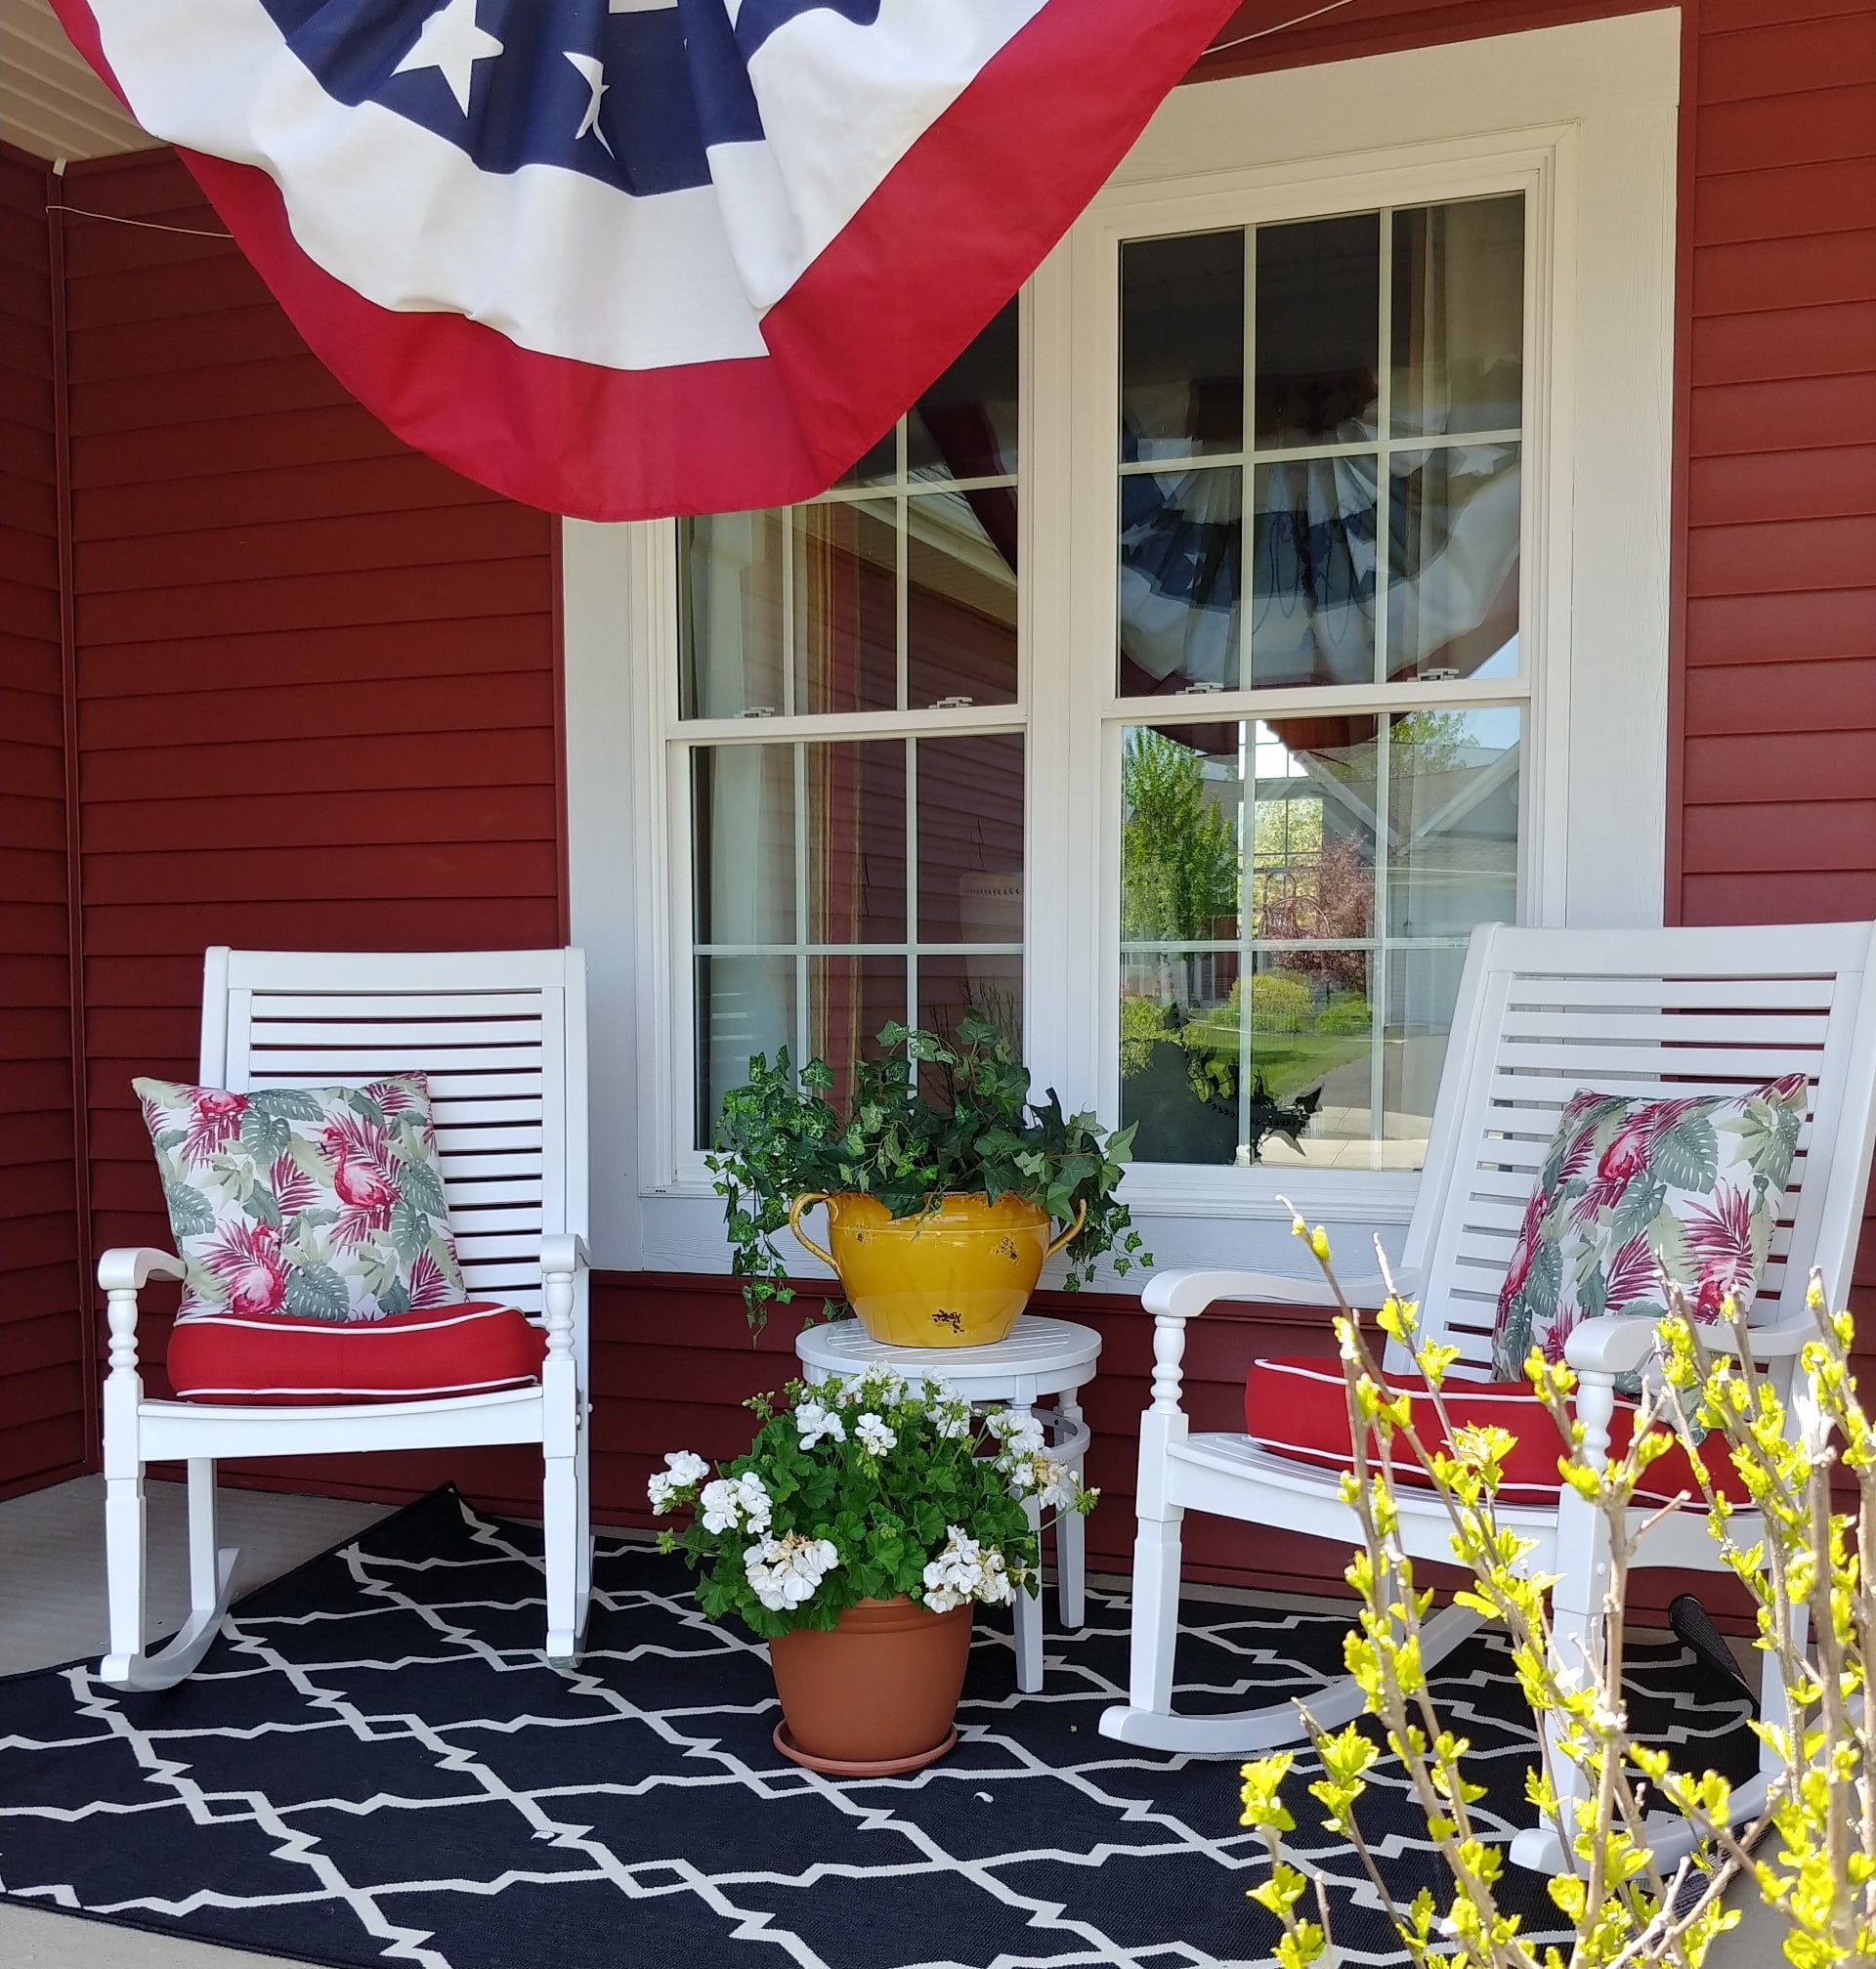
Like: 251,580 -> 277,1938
648,1448 -> 710,1512
933,1398 -> 973,1439
921,1527 -> 1019,1611
745,1532 -> 840,1612
792,1399 -> 846,1449
699,1477 -> 744,1535
1000,1451 -> 1082,1512
698,1470 -> 772,1537
854,1411 -> 897,1456
1038,1460 -> 1087,1513
975,1544 -> 1016,1606
988,1408 -> 1045,1458
736,1470 -> 773,1534
860,1367 -> 907,1406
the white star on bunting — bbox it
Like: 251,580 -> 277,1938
393,0 -> 504,117
564,52 -> 614,155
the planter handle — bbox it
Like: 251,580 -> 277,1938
1045,1198 -> 1088,1261
788,1193 -> 836,1269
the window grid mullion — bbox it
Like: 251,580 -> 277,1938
1370,207 -> 1395,1149
781,505 -> 797,719
1115,427 -> 1520,477
1236,221 -> 1258,1149
895,418 -> 910,713
793,739 -> 810,1082
905,734 -> 920,1051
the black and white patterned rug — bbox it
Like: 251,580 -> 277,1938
0,1487 -> 1756,1969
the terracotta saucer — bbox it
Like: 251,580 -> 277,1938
771,1722 -> 959,1776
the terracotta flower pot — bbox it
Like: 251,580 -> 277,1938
768,1595 -> 972,1773
785,1189 -> 1087,1348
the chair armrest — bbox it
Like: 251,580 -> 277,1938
97,1247 -> 185,1295
1565,1307 -> 1816,1381
1717,1313 -> 1814,1359
1141,1264 -> 1415,1321
539,1234 -> 590,1277
1563,1318 -> 1658,1379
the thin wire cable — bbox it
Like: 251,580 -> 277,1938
1204,0 -> 1359,57
46,204 -> 234,239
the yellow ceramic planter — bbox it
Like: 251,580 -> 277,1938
787,1190 -> 1086,1348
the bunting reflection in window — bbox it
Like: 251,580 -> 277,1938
1118,195 -> 1523,695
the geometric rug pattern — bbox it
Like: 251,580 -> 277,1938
0,1488 -> 1757,1969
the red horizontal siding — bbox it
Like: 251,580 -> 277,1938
53,149 -> 565,1506
1678,0 -> 1876,903
0,142 -> 85,1501
1673,1 -> 1876,1473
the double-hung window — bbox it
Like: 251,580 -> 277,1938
1105,197 -> 1526,1183
569,15 -> 1680,1276
677,303 -> 1027,1136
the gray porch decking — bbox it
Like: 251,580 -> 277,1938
1,1477 -> 391,1969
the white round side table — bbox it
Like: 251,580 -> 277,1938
793,1313 -> 1101,1694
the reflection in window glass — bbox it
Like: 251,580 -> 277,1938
696,954 -> 796,1154
679,511 -> 787,720
1118,467 -> 1243,695
1116,194 -> 1523,697
1251,454 -> 1378,689
690,739 -> 1023,1145
1392,196 -> 1523,439
1120,230 -> 1245,462
1387,707 -> 1521,936
1255,212 -> 1380,449
1118,710 -> 1518,1171
679,310 -> 1025,1141
906,491 -> 1019,708
1387,444 -> 1520,683
793,500 -> 899,715
906,298 -> 1020,482
681,309 -> 1019,722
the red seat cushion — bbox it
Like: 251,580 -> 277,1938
1245,1355 -> 1750,1510
166,1301 -> 546,1406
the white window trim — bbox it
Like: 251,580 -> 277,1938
565,9 -> 1681,1280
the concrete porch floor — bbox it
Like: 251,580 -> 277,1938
1,1476 -> 391,1969
0,1477 -> 1788,1968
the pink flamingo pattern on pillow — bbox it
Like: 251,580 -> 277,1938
135,1074 -> 465,1323
1490,1072 -> 1810,1385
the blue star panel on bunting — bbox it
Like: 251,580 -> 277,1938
250,0 -> 839,196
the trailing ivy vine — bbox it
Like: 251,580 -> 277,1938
706,1010 -> 1149,1332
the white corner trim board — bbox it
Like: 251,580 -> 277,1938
565,10 -> 1681,1278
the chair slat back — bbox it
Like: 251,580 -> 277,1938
1390,922 -> 1876,1384
201,948 -> 589,1321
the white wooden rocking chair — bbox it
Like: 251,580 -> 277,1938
1100,920 -> 1876,1869
98,946 -> 592,1690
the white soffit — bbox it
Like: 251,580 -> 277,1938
2,0 -> 155,160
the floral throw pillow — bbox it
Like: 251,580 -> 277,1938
135,1075 -> 466,1324
1490,1072 -> 1809,1383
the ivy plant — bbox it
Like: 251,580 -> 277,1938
705,1009 -> 1149,1332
